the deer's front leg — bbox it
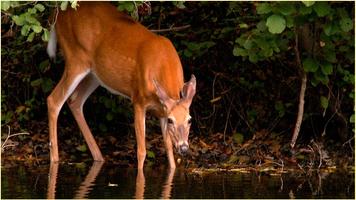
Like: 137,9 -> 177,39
160,118 -> 176,169
134,104 -> 146,169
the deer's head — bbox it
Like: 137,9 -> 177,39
154,75 -> 196,155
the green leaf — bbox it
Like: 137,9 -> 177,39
324,49 -> 337,63
321,62 -> 333,75
60,1 -> 68,11
12,15 -> 25,26
76,144 -> 87,152
266,14 -> 286,34
233,132 -> 244,144
299,5 -> 313,15
34,3 -> 45,12
71,1 -> 78,9
27,32 -> 35,42
106,112 -> 114,121
21,25 -> 30,36
303,58 -> 318,72
278,2 -> 296,16
172,1 -> 185,9
41,78 -> 54,93
285,15 -> 294,28
38,59 -> 50,72
239,23 -> 249,29
1,1 -> 10,11
28,8 -> 37,14
31,25 -> 42,33
339,18 -> 353,32
350,114 -> 355,123
256,21 -> 267,31
147,150 -> 155,159
42,28 -> 49,41
320,96 -> 329,109
274,101 -> 285,117
256,3 -> 272,14
30,79 -> 42,87
314,70 -> 329,85
233,47 -> 247,57
313,2 -> 331,17
243,39 -> 253,50
302,1 -> 315,7
25,15 -> 38,24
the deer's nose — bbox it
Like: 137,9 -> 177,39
178,144 -> 189,155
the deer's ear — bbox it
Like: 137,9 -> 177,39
153,79 -> 175,112
181,74 -> 196,107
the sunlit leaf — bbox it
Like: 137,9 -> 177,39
26,32 -> 35,42
60,1 -> 68,11
320,96 -> 329,109
1,1 -> 10,11
31,25 -> 42,33
34,3 -> 45,12
76,144 -> 87,152
350,114 -> 355,123
302,1 -> 315,7
266,14 -> 286,34
12,15 -> 25,26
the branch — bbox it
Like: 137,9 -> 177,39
290,30 -> 307,149
150,24 -> 191,33
1,125 -> 29,152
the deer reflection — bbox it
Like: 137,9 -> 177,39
47,161 -> 104,199
135,168 -> 176,199
48,162 -> 176,199
47,162 -> 59,199
74,161 -> 104,199
160,168 -> 175,199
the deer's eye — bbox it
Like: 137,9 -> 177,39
167,118 -> 174,125
188,118 -> 192,125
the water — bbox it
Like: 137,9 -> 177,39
1,162 -> 354,199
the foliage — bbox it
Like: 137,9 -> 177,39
233,1 -> 354,130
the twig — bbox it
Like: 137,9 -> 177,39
342,136 -> 354,147
290,29 -> 307,149
223,96 -> 234,145
150,24 -> 191,33
202,73 -> 220,120
311,140 -> 323,169
1,125 -> 29,151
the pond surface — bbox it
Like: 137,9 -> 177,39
1,162 -> 354,199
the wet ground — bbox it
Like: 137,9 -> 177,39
1,162 -> 354,199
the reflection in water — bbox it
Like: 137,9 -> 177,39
134,169 -> 145,199
47,161 -> 103,199
74,161 -> 104,199
2,164 -> 352,199
47,162 -> 59,199
161,169 -> 175,199
135,168 -> 176,199
47,162 -> 176,199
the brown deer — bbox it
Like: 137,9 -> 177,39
47,2 -> 196,169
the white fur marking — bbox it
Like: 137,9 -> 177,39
47,25 -> 57,59
58,70 -> 90,113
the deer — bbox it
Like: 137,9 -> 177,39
46,2 -> 196,169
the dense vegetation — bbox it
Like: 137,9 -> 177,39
1,1 -> 354,169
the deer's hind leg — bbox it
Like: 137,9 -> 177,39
67,73 -> 104,161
